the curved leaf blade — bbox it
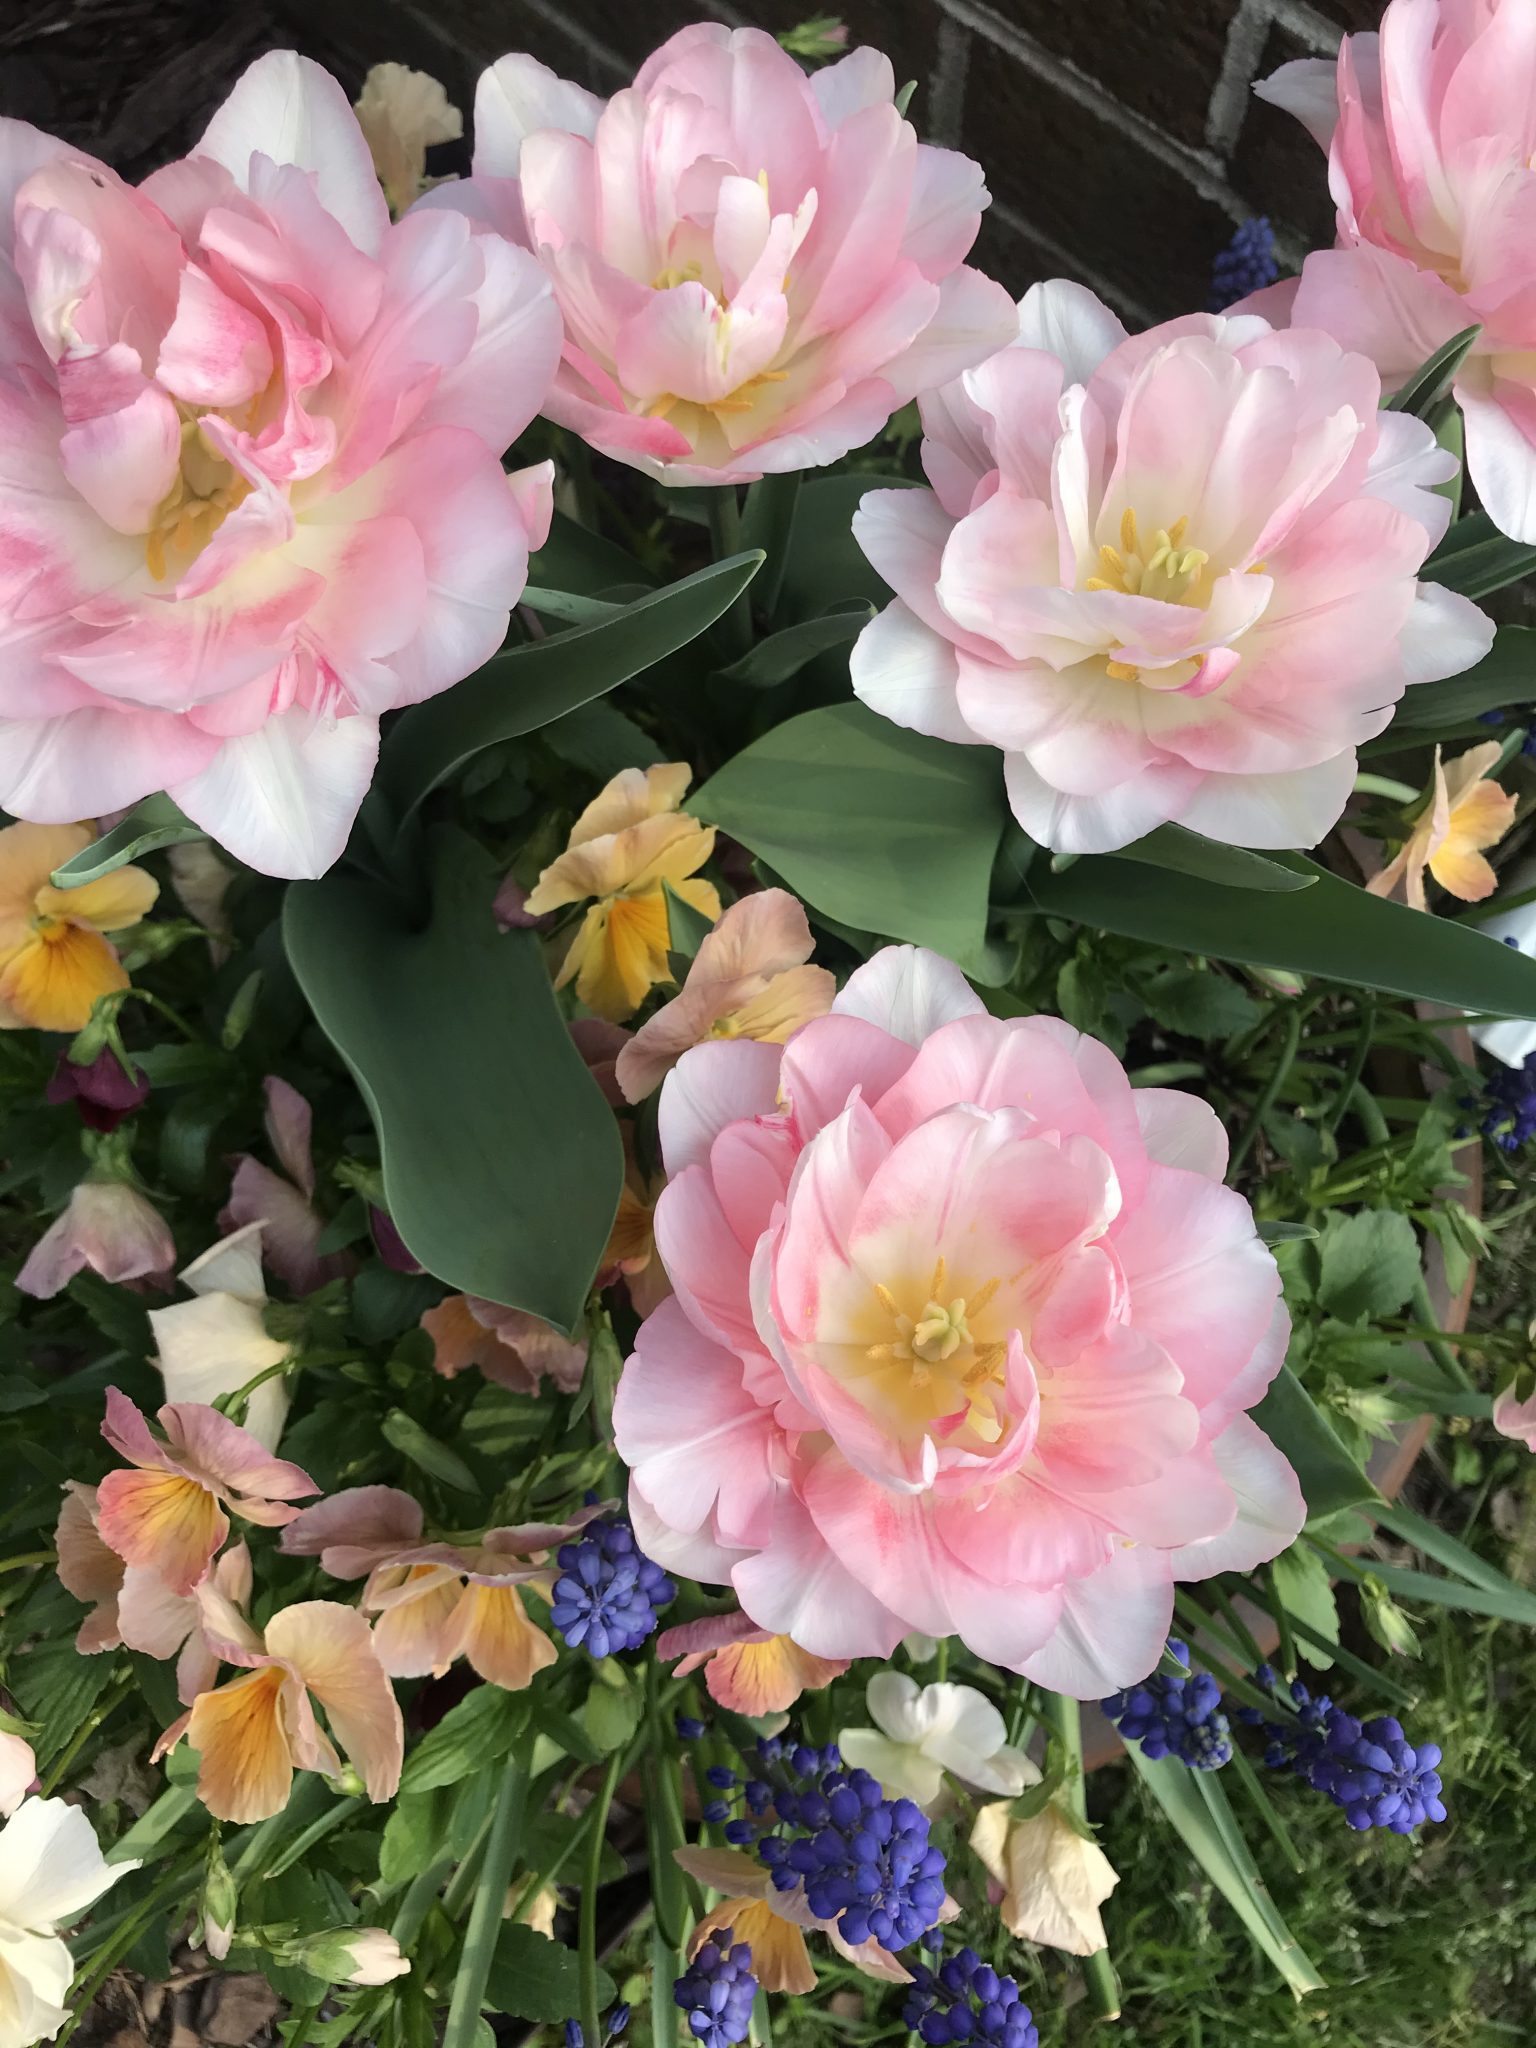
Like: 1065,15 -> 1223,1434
381,551 -> 763,819
690,701 -> 1006,977
717,603 -> 875,688
1027,847 -> 1536,1013
49,794 -> 205,890
283,826 -> 622,1326
1117,823 -> 1317,894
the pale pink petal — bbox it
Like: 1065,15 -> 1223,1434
1017,1545 -> 1175,1698
266,1601 -> 403,1800
159,1401 -> 318,1508
659,1039 -> 784,1179
1166,1414 -> 1307,1580
281,1485 -> 424,1578
171,708 -> 381,881
116,1566 -> 199,1661
831,944 -> 985,1045
1132,1088 -> 1228,1180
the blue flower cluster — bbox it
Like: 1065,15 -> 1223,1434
1209,216 -> 1278,311
674,1931 -> 757,2048
564,2010 -> 629,2048
722,1735 -> 948,1952
1240,1668 -> 1446,1833
549,1515 -> 676,1658
1102,1640 -> 1233,1768
1475,1049 -> 1536,1151
903,1949 -> 1040,2048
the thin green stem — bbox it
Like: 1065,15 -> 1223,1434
1208,1583 -> 1268,1674
442,1761 -> 529,2048
440,1811 -> 495,1922
707,489 -> 754,660
63,1851 -> 203,2041
580,1752 -> 625,2048
1225,1744 -> 1304,1875
1270,1564 -> 1298,1683
1229,1005 -> 1304,1174
0,1550 -> 53,1573
1046,1694 -> 1121,2021
1323,1000 -> 1377,1137
285,2002 -> 322,2048
389,1857 -> 456,1949
261,1798 -> 358,1882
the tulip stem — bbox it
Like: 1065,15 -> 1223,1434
708,488 -> 755,659
443,1758 -> 528,2048
1046,1693 -> 1122,2022
0,1549 -> 52,1572
1229,1004 -> 1303,1175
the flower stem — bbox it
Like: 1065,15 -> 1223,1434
708,487 -> 755,660
1046,1693 -> 1121,2022
442,1760 -> 529,2048
580,1752 -> 625,2048
1229,1004 -> 1303,1174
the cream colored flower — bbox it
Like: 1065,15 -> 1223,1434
970,1799 -> 1118,1958
354,63 -> 463,217
525,765 -> 719,1021
0,1798 -> 138,2048
840,1674 -> 1034,1812
1367,742 -> 1517,911
0,1734 -> 34,1819
148,1224 -> 291,1452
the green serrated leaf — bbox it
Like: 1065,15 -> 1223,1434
11,1635 -> 117,1770
400,1687 -> 525,1794
48,794 -> 205,890
1139,967 -> 1263,1039
1317,1210 -> 1421,1323
1271,1544 -> 1339,1672
484,1925 -> 613,2022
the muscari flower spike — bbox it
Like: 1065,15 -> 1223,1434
565,2009 -> 630,2048
726,1735 -> 948,1953
674,1929 -> 757,2048
1475,1050 -> 1536,1152
1102,1640 -> 1233,1769
549,1514 -> 676,1659
903,1946 -> 1041,2048
1208,215 -> 1278,311
1239,1667 -> 1446,1834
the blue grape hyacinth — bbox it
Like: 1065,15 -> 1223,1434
549,1514 -> 675,1657
674,1931 -> 757,2048
1103,1640 -> 1233,1768
1240,1667 -> 1446,1833
903,1948 -> 1041,2048
1209,216 -> 1278,311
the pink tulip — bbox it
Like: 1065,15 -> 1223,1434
613,944 -> 1306,1696
440,26 -> 1017,481
0,51 -> 562,878
17,1178 -> 175,1299
1257,0 -> 1536,542
850,279 -> 1494,854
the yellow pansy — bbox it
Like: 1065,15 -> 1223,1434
1367,742 -> 1518,912
0,823 -> 158,1032
525,764 -> 719,1021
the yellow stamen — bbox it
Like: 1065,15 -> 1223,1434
1105,659 -> 1141,681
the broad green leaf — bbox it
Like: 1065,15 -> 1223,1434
283,827 -> 623,1324
1386,324 -> 1480,416
1025,847 -> 1536,1013
379,551 -> 763,818
1125,1742 -> 1324,1996
49,794 -> 205,890
533,509 -> 654,596
1138,967 -> 1263,1039
1384,625 -> 1536,730
1422,511 -> 1536,600
1316,1210 -> 1421,1322
1117,823 -> 1316,893
691,701 -> 1006,977
777,472 -> 919,620
583,1678 -> 643,1755
400,1686 -> 526,1793
1252,1366 -> 1378,1520
716,602 -> 874,687
485,1926 -> 613,2023
520,587 -> 625,626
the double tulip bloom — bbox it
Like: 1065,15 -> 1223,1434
614,945 -> 1305,1697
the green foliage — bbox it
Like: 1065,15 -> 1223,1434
485,1925 -> 612,2022
1317,1210 -> 1423,1323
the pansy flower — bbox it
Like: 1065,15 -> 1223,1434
0,822 -> 156,1032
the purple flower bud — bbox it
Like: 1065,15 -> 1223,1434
46,1049 -> 150,1133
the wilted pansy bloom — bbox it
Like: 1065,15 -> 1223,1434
970,1796 -> 1119,1957
441,25 -> 1016,481
0,51 -> 561,878
16,1178 -> 174,1300
0,823 -> 156,1032
526,764 -> 719,1022
1257,0 -> 1536,542
614,946 -> 1305,1696
851,280 -> 1493,854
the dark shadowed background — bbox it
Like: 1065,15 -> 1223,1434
5,0 -> 1374,321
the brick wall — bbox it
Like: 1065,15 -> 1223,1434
7,0 -> 1380,323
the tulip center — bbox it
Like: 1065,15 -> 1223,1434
144,416 -> 253,581
1087,509 -> 1209,607
866,1258 -> 1010,1442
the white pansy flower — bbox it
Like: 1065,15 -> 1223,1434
839,1673 -> 1035,1811
0,1735 -> 34,1818
148,1224 -> 291,1451
0,1798 -> 137,2048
